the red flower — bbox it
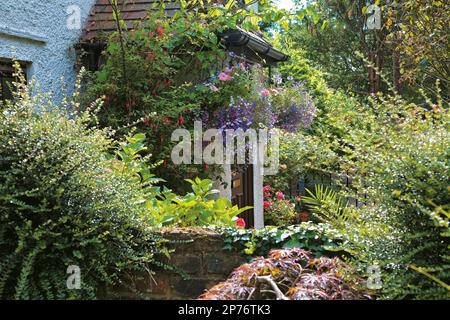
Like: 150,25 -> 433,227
156,26 -> 164,36
263,185 -> 272,192
275,191 -> 285,201
148,30 -> 154,37
178,115 -> 185,126
236,218 -> 246,228
263,200 -> 273,209
143,116 -> 150,127
163,117 -> 171,124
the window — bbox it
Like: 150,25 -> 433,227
0,59 -> 27,102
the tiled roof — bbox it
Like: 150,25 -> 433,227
82,0 -> 181,42
80,0 -> 289,65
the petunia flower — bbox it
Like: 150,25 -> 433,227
218,72 -> 233,81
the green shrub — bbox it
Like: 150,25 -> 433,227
277,52 -> 450,298
298,86 -> 450,299
219,222 -> 347,258
148,177 -> 252,227
0,68 -> 163,299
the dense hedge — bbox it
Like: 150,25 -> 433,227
0,71 -> 162,299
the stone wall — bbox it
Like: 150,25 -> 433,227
108,228 -> 246,300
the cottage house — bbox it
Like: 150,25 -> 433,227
0,0 -> 289,229
0,0 -> 96,101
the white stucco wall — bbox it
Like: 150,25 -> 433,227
0,0 -> 95,100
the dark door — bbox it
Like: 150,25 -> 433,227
231,165 -> 254,228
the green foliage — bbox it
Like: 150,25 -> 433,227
219,222 -> 347,258
147,178 -> 252,227
286,0 -> 370,94
284,0 -> 449,100
271,37 -> 449,298
292,81 -> 449,299
0,68 -> 163,299
303,185 -> 359,228
265,130 -> 338,193
395,0 -> 449,95
109,132 -> 164,188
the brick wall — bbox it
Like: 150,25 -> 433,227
107,228 -> 246,299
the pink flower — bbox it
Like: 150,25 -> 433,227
209,84 -> 219,92
263,200 -> 273,209
156,26 -> 165,36
236,218 -> 246,228
218,72 -> 233,81
275,191 -> 285,201
261,89 -> 271,97
263,185 -> 272,192
223,67 -> 233,73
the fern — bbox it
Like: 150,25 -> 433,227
302,185 -> 358,228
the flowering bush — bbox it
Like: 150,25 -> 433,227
263,186 -> 298,226
202,66 -> 316,132
83,10 -> 232,192
271,81 -> 317,132
0,70 -> 164,299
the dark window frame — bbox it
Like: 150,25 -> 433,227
0,59 -> 27,102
